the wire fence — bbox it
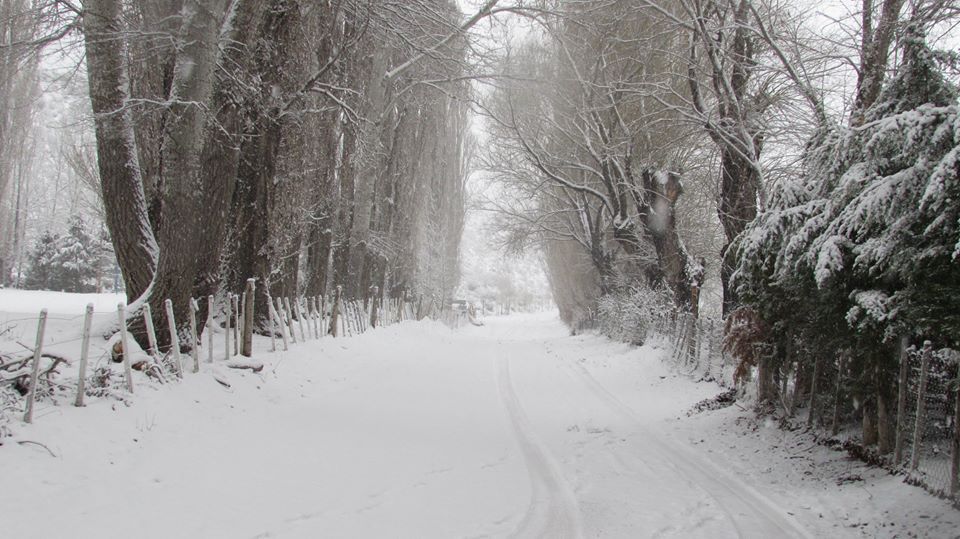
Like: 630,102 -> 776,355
586,302 -> 733,387
896,346 -> 958,498
1,285 -> 465,437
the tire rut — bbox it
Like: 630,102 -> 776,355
563,360 -> 812,539
496,355 -> 583,539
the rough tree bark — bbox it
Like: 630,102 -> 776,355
225,0 -> 309,330
687,0 -> 763,316
82,0 -> 158,302
144,0 -> 237,348
632,169 -> 704,312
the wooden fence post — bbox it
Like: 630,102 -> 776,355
273,297 -> 287,346
303,298 -> 314,340
952,372 -> 960,497
142,303 -> 160,359
224,295 -> 232,361
807,353 -> 821,428
269,296 -> 289,351
354,300 -> 362,333
164,299 -> 183,376
671,313 -> 685,364
239,292 -> 246,347
894,336 -> 910,465
360,300 -> 368,331
206,295 -> 214,363
313,294 -> 325,339
370,286 -> 379,328
189,298 -> 200,373
950,376 -> 960,501
268,294 -> 277,352
353,300 -> 361,333
910,342 -> 933,473
232,294 -> 240,356
242,279 -> 255,356
356,300 -> 365,333
117,303 -> 134,393
367,296 -> 374,330
329,286 -> 341,337
280,297 -> 295,344
295,298 -> 307,341
75,304 -> 94,407
318,295 -> 326,335
23,309 -> 48,423
307,297 -> 315,338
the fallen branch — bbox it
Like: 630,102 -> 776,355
1,355 -> 70,394
17,439 -> 57,458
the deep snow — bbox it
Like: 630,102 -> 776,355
1,293 -> 958,538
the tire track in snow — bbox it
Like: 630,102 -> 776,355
563,360 -> 813,539
496,355 -> 583,539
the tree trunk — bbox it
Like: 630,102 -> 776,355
636,169 -> 704,311
344,50 -> 391,299
687,2 -> 762,317
757,354 -> 777,406
719,149 -> 760,316
225,0 -> 303,329
82,0 -> 157,302
877,385 -> 893,454
862,396 -> 879,447
191,0 -> 268,316
146,0 -> 235,348
227,113 -> 277,327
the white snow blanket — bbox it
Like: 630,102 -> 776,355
1,300 -> 957,538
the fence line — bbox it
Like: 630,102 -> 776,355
587,302 -> 960,504
1,285 -> 468,435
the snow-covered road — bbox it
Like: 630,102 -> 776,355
3,312 -> 958,538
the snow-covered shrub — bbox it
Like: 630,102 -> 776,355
24,216 -> 114,293
596,286 -> 673,345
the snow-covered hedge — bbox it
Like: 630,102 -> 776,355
596,286 -> 673,345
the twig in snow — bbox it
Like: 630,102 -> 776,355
17,439 -> 57,457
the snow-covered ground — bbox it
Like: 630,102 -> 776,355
1,297 -> 958,538
0,288 -> 127,315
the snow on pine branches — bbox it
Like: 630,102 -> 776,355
733,31 -> 960,343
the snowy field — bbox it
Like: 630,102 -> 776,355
1,292 -> 958,538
